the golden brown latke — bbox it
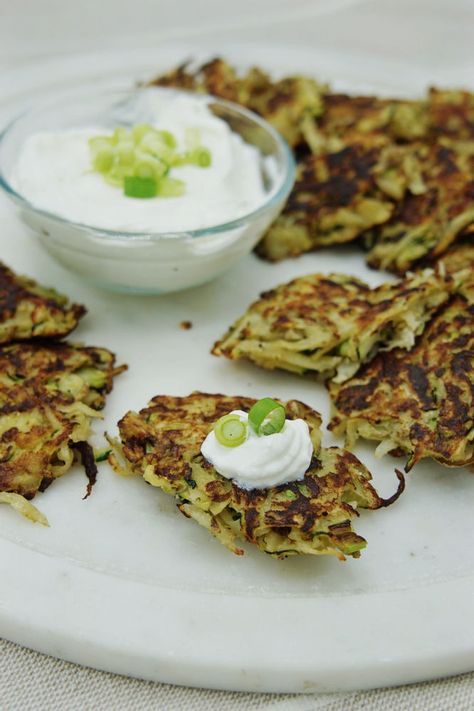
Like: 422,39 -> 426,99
212,266 -> 455,383
148,57 -> 325,148
427,88 -> 474,142
0,262 -> 85,344
110,392 -> 404,559
304,88 -> 474,152
149,58 -> 474,146
434,242 -> 474,279
328,263 -> 474,470
0,341 -> 125,502
301,93 -> 428,153
365,143 -> 474,273
149,58 -> 239,99
149,57 -> 474,270
256,139 -> 425,261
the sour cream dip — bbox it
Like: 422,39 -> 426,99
201,410 -> 314,490
11,93 -> 266,232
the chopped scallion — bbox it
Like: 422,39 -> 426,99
188,147 -> 212,167
89,123 -> 212,198
124,176 -> 157,199
157,177 -> 185,197
214,414 -> 248,448
248,398 -> 286,436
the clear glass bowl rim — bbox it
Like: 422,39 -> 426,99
0,85 -> 296,242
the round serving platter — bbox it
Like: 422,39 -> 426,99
0,45 -> 473,693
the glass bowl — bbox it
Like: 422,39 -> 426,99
0,87 -> 295,294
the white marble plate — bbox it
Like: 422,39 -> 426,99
0,45 -> 473,693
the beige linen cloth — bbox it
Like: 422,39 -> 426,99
1,639 -> 474,711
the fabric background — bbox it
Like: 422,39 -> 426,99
1,640 -> 474,711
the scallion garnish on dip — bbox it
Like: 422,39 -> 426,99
88,124 -> 212,199
123,176 -> 157,199
213,398 -> 286,449
202,398 -> 313,490
214,414 -> 248,447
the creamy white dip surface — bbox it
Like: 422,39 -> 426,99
11,94 -> 266,232
200,410 -> 314,490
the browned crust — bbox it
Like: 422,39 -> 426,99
427,88 -> 474,141
114,392 -> 403,558
0,262 -> 86,342
366,143 -> 474,273
148,57 -> 324,148
0,341 -> 124,498
329,289 -> 474,470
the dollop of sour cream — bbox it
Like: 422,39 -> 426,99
11,93 -> 266,232
201,410 -> 314,490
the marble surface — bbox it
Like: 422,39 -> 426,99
0,0 -> 473,706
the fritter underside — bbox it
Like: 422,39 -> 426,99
0,262 -> 86,344
110,392 -> 404,559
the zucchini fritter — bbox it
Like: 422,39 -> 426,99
148,57 -> 240,99
256,140 -> 425,261
148,57 -> 325,148
365,143 -> 474,273
149,58 -> 474,146
149,58 -> 474,271
436,242 -> 474,278
110,393 -> 404,559
303,93 -> 428,152
212,266 -> 455,383
0,262 -> 85,344
305,89 -> 474,152
328,252 -> 474,470
0,341 -> 125,502
427,88 -> 474,142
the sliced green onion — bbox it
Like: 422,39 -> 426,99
133,159 -> 157,179
89,137 -> 114,173
134,155 -> 168,180
188,147 -> 212,167
157,177 -> 185,197
132,123 -> 154,143
169,153 -> 188,167
140,133 -> 168,156
104,169 -> 128,187
116,140 -> 135,166
91,148 -> 114,173
89,136 -> 113,154
89,124 -> 211,197
159,130 -> 177,149
214,414 -> 248,447
124,176 -> 157,199
111,127 -> 129,145
248,398 -> 286,436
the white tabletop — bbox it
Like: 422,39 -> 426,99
1,0 -> 473,74
1,0 -> 473,708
